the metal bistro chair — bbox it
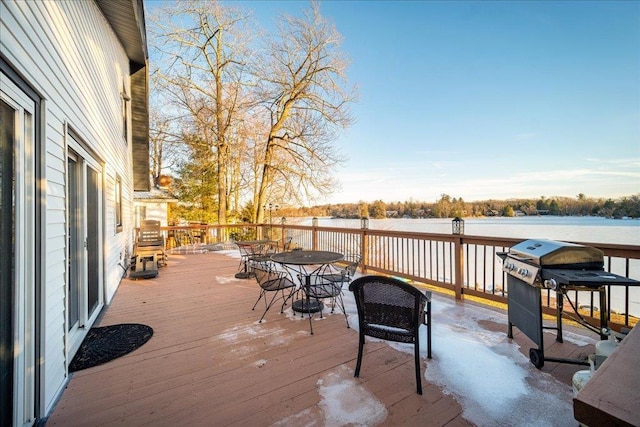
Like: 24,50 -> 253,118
281,236 -> 293,252
235,241 -> 261,279
349,275 -> 432,395
306,254 -> 361,330
302,274 -> 350,333
319,253 -> 361,286
252,264 -> 297,323
249,240 -> 280,268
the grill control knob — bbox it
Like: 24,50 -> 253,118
518,268 -> 529,277
544,279 -> 558,290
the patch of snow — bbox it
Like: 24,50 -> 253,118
216,275 -> 242,284
220,251 -> 590,426
272,366 -> 387,427
424,297 -> 576,426
317,365 -> 388,426
254,359 -> 267,368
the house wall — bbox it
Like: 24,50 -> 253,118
1,0 -> 136,416
134,201 -> 171,227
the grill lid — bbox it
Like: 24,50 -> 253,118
508,239 -> 604,268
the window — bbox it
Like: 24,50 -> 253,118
134,205 -> 146,228
121,81 -> 130,142
115,176 -> 122,233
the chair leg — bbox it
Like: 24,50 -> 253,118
354,333 -> 365,377
279,288 -> 296,313
251,290 -> 266,311
335,292 -> 349,328
426,300 -> 432,359
258,289 -> 282,323
414,337 -> 422,395
308,304 -> 314,335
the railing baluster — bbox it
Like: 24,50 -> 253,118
155,222 -> 640,328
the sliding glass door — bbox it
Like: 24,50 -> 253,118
0,72 -> 36,427
67,138 -> 103,356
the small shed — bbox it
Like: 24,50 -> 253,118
134,187 -> 178,227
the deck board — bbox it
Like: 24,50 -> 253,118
46,251 -> 594,426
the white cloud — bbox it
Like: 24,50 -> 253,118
328,158 -> 639,204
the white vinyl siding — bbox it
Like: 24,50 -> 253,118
1,0 -> 137,416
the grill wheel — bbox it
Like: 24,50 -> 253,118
529,348 -> 544,369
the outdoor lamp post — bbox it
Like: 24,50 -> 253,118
361,217 -> 369,229
312,217 -> 318,227
263,203 -> 279,238
452,217 -> 465,235
281,217 -> 286,225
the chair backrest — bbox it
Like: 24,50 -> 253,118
189,221 -> 203,237
307,275 -> 342,299
237,242 -> 253,257
343,254 -> 362,276
282,237 -> 293,252
259,241 -> 279,255
236,241 -> 263,257
253,265 -> 272,285
349,275 -> 427,344
138,220 -> 164,247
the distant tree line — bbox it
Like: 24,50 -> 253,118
284,193 -> 640,220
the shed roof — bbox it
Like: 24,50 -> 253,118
134,187 -> 178,202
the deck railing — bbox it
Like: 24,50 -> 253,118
138,222 -> 640,329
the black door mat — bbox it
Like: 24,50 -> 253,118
69,323 -> 153,372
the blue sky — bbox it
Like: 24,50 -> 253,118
150,1 -> 640,204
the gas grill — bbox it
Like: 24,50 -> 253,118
498,239 -> 639,368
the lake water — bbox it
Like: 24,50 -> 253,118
292,216 -> 640,245
287,216 -> 640,314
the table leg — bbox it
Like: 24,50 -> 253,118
292,275 -> 323,313
599,289 -> 608,340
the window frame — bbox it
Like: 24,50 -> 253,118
115,176 -> 123,233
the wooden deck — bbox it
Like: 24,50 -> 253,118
46,251 -> 594,426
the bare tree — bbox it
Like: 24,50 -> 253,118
149,1 -> 256,224
148,1 -> 356,225
149,109 -> 186,187
252,2 -> 356,223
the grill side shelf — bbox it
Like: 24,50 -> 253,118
541,269 -> 640,287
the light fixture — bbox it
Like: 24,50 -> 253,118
452,217 -> 465,235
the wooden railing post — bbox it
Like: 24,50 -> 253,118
312,217 -> 318,250
360,218 -> 369,273
454,235 -> 464,300
280,222 -> 287,249
361,229 -> 369,274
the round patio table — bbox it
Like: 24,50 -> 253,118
271,250 -> 344,314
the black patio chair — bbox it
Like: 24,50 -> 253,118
249,240 -> 280,268
349,275 -> 432,395
281,236 -> 293,252
319,253 -> 362,285
252,264 -> 297,323
303,274 -> 350,333
236,242 -> 255,273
